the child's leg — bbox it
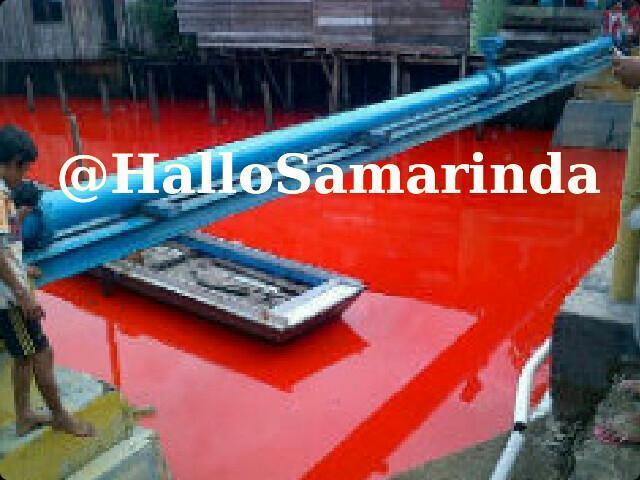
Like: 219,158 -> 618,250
13,356 -> 33,420
2,306 -> 94,438
11,356 -> 52,435
32,346 -> 94,437
0,306 -> 52,435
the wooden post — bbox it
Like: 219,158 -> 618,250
261,79 -> 274,130
25,74 -> 35,112
233,61 -> 243,110
261,55 -> 286,107
99,77 -> 111,117
0,62 -> 7,95
460,53 -> 468,79
401,68 -> 411,95
207,81 -> 217,124
67,113 -> 90,182
147,69 -> 159,122
341,60 -> 350,109
55,69 -> 69,114
212,64 -> 236,105
611,91 -> 640,301
166,66 -> 175,104
363,70 -> 369,104
128,65 -> 137,102
330,55 -> 340,113
390,55 -> 399,98
67,114 -> 83,155
285,61 -> 294,111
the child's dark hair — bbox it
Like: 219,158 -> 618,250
12,181 -> 41,208
0,124 -> 37,166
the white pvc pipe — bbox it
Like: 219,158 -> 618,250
492,431 -> 525,480
530,390 -> 552,423
490,338 -> 552,480
514,338 -> 551,425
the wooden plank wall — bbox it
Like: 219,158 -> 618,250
178,0 -> 315,48
313,0 -> 374,48
374,0 -> 470,53
178,0 -> 470,54
0,0 -> 113,61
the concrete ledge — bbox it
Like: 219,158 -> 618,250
0,366 -> 107,453
552,250 -> 640,421
569,379 -> 640,480
391,433 -> 509,480
67,427 -> 171,480
390,418 -> 565,480
0,355 -> 137,480
552,100 -> 632,150
0,391 -> 133,480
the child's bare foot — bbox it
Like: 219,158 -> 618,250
16,410 -> 53,436
52,413 -> 96,438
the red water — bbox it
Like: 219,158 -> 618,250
0,96 -> 626,479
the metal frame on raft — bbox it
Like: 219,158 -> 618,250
23,36 -> 613,286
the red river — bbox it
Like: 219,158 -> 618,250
0,95 -> 626,479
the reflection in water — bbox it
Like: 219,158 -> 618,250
46,277 -> 369,392
0,96 -> 626,480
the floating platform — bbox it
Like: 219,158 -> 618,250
95,232 -> 365,342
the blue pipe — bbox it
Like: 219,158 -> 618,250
23,36 -> 612,244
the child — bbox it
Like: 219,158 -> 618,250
0,124 -> 94,437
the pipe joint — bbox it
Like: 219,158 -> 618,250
513,421 -> 527,433
481,68 -> 508,95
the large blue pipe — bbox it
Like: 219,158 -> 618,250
24,36 -> 612,244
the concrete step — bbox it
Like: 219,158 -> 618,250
570,381 -> 640,479
67,427 -> 171,480
391,433 -> 509,479
552,99 -> 632,150
0,349 -> 170,479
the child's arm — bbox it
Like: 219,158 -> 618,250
0,251 -> 43,320
0,195 -> 42,320
613,54 -> 640,89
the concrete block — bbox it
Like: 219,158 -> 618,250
551,250 -> 640,421
552,100 -> 632,150
66,427 -> 171,480
391,433 -> 509,480
389,418 -> 563,480
0,366 -> 135,480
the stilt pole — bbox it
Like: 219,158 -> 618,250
207,81 -> 217,124
390,55 -> 399,98
25,74 -> 35,112
285,61 -> 294,111
55,69 -> 69,114
261,79 -> 274,129
147,69 -> 159,122
99,77 -> 111,117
